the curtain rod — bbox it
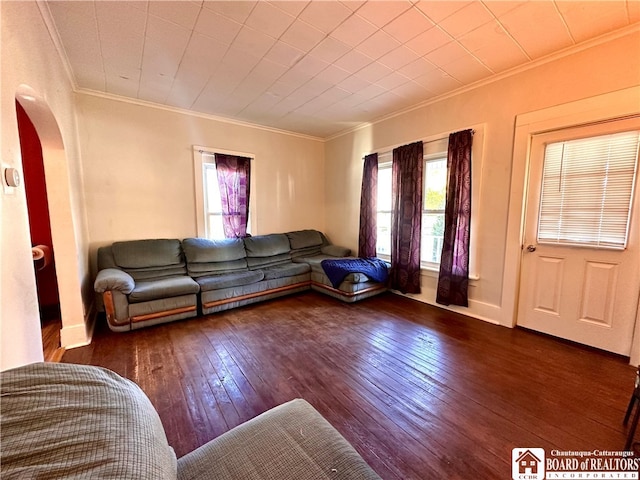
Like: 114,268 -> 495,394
362,128 -> 475,160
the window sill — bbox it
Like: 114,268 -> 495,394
421,266 -> 480,281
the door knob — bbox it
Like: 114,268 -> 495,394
526,245 -> 536,252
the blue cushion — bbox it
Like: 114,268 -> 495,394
261,263 -> 311,280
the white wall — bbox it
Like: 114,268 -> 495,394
1,2 -> 91,370
324,30 -> 640,325
76,93 -> 326,272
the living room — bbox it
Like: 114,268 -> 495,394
2,1 -> 640,478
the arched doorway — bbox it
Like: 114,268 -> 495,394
15,99 -> 62,361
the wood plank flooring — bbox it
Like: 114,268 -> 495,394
62,291 -> 637,479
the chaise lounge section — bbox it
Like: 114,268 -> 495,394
94,230 -> 388,332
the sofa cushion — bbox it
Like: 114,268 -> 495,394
183,238 -> 249,277
287,229 -> 324,250
183,238 -> 246,263
196,271 -> 264,292
112,239 -> 184,269
261,262 -> 311,280
129,276 -> 200,303
176,399 -> 381,480
244,234 -> 292,269
321,245 -> 351,257
1,362 -> 177,480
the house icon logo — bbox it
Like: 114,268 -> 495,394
512,448 -> 545,480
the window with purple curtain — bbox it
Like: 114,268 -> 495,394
358,153 -> 378,258
214,153 -> 251,239
390,141 -> 423,294
437,129 -> 473,307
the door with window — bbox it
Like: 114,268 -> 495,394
517,120 -> 640,355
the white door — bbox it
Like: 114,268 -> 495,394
517,119 -> 640,355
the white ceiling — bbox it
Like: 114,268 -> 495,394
45,0 -> 640,138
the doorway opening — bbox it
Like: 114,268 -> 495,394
15,99 -> 63,362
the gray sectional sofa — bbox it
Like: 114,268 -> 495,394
95,230 -> 388,332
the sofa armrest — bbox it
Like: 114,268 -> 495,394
321,245 -> 351,257
94,268 -> 135,294
177,398 -> 381,480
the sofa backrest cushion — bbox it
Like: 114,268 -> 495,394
287,230 -> 328,258
182,238 -> 248,277
244,234 -> 291,269
104,240 -> 187,281
1,362 -> 177,480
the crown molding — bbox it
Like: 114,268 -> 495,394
75,89 -> 326,143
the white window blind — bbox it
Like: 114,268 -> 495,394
537,130 -> 639,249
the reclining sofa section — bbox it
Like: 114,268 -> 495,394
95,230 -> 388,332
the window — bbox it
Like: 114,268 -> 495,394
538,131 -> 639,249
202,161 -> 225,239
421,157 -> 447,266
193,146 -> 255,240
375,144 -> 448,268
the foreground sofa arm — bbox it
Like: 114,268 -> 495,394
177,398 -> 381,480
94,268 -> 135,327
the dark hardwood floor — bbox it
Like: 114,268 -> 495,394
62,291 -> 636,479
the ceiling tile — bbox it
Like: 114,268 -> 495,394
378,45 -> 421,71
290,55 -> 330,78
483,1 -> 523,18
424,41 -> 469,68
438,2 -> 494,38
556,1 -> 630,43
498,2 -> 574,59
201,1 -> 256,23
356,30 -> 401,60
329,14 -> 378,47
459,20 -> 529,73
629,1 -> 640,22
382,7 -> 434,44
405,26 -> 452,56
148,1 -> 201,29
354,61 -> 393,83
105,74 -> 138,98
245,2 -> 296,39
398,56 -> 439,80
231,26 -> 277,57
271,1 -> 310,17
354,1 -> 412,28
298,1 -> 353,34
414,0 -> 471,23
265,41 -> 305,67
95,2 -> 145,72
412,71 -> 462,95
333,49 -> 374,74
194,8 -> 242,44
309,37 -> 351,64
440,55 -> 493,83
315,65 -> 352,84
280,19 -> 325,52
47,2 -> 104,78
374,71 -> 412,90
339,75 -> 372,94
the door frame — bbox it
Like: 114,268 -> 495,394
501,86 -> 640,364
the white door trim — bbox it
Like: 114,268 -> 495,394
502,86 -> 640,363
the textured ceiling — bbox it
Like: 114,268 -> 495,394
45,0 -> 640,138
